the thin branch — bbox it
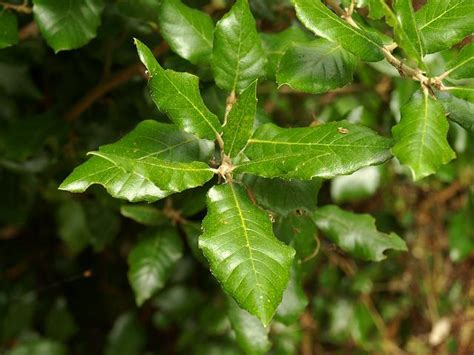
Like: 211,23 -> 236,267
64,42 -> 168,122
0,0 -> 31,14
18,21 -> 38,40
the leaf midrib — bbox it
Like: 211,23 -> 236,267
229,183 -> 265,313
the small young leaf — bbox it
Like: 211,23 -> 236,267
120,205 -> 168,226
135,40 -> 222,140
292,0 -> 383,62
128,228 -> 183,306
0,10 -> 18,49
159,0 -> 214,64
59,120 -> 215,202
223,80 -> 257,157
392,91 -> 456,180
104,313 -> 146,355
313,205 -> 407,261
436,92 -> 474,133
415,0 -> 474,53
228,298 -> 271,355
393,0 -> 425,64
260,25 -> 312,78
445,41 -> 474,80
199,183 -> 295,326
212,0 -> 266,93
277,38 -> 356,94
56,200 -> 90,254
235,121 -> 393,180
243,175 -> 321,216
33,0 -> 104,52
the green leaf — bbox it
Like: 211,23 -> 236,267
445,42 -> 474,79
275,265 -> 308,325
313,205 -> 407,261
292,0 -> 383,62
212,0 -> 266,93
243,175 -> 321,216
59,120 -> 215,202
260,25 -> 312,78
392,91 -> 456,180
8,339 -> 67,355
116,0 -> 161,21
446,86 -> 474,103
277,38 -> 356,94
120,204 -> 168,226
393,0 -> 425,63
331,166 -> 381,203
44,298 -> 78,342
0,10 -> 18,49
448,206 -> 474,262
437,92 -> 474,133
199,183 -> 295,326
104,313 -> 146,355
159,0 -> 214,64
223,80 -> 257,158
415,0 -> 474,53
135,40 -> 222,140
235,121 -> 393,180
228,298 -> 271,355
128,228 -> 183,306
55,199 -> 90,254
33,0 -> 104,52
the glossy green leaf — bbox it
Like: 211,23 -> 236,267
159,0 -> 214,64
277,38 -> 356,94
313,205 -> 407,261
212,0 -> 266,93
0,10 -> 18,49
104,313 -> 146,355
235,121 -> 393,180
393,0 -> 425,63
437,92 -> 474,133
120,204 -> 168,226
228,298 -> 271,355
8,339 -> 67,355
415,0 -> 474,53
135,40 -> 222,140
275,265 -> 308,325
260,25 -> 312,77
331,166 -> 381,203
223,80 -> 257,157
59,120 -> 215,202
292,0 -> 383,62
199,183 -> 295,326
33,0 -> 104,52
445,42 -> 474,79
128,228 -> 183,305
243,175 -> 321,216
392,92 -> 456,180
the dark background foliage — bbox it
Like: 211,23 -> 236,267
0,0 -> 473,354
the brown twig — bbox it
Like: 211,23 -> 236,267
18,21 -> 38,40
64,42 -> 168,122
0,0 -> 31,14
